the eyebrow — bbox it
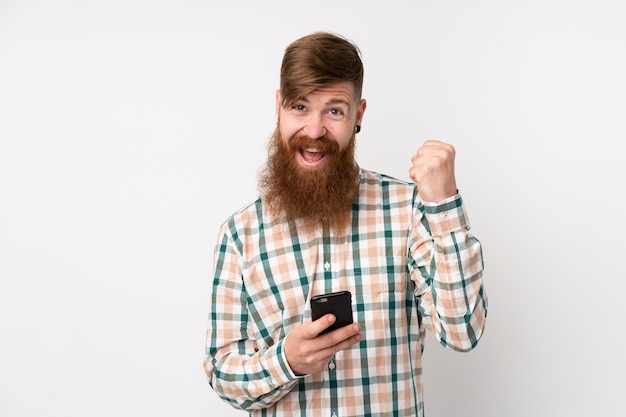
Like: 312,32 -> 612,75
326,98 -> 350,107
294,96 -> 352,111
298,97 -> 351,108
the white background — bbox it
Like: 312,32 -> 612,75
1,1 -> 625,416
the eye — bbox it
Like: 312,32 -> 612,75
293,104 -> 306,111
329,108 -> 344,116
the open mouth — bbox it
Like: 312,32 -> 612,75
301,148 -> 325,163
298,147 -> 327,168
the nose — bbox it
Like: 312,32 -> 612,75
303,114 -> 327,139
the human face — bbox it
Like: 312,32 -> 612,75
275,82 -> 367,170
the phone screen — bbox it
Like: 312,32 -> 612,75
310,291 -> 353,335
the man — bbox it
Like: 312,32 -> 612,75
204,31 -> 488,417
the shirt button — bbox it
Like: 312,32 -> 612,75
328,361 -> 336,370
324,261 -> 330,270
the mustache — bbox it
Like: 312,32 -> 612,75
288,134 -> 340,154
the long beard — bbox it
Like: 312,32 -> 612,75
258,127 -> 359,233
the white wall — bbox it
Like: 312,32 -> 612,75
1,1 -> 625,416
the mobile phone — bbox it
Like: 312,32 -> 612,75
310,291 -> 353,336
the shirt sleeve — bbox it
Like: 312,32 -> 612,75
408,192 -> 488,352
203,226 -> 299,411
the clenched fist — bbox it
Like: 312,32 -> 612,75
409,140 -> 458,203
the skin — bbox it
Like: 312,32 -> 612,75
277,82 -> 458,376
409,140 -> 458,203
275,82 -> 366,170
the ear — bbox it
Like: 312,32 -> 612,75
356,98 -> 367,125
275,89 -> 282,117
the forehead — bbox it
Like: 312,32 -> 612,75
298,82 -> 357,106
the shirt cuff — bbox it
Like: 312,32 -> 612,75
274,338 -> 303,382
421,193 -> 470,236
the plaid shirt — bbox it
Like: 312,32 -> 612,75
205,167 -> 488,417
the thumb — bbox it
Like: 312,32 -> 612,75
311,314 -> 336,337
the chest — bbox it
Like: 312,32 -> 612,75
240,210 -> 413,345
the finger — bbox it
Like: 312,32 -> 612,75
412,142 -> 441,163
424,140 -> 455,156
411,143 -> 454,167
309,314 -> 337,338
333,331 -> 362,352
319,324 -> 362,357
320,322 -> 361,347
423,139 -> 444,147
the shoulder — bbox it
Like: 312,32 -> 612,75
359,167 -> 417,194
218,197 -> 264,234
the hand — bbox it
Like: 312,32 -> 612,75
284,314 -> 362,376
409,140 -> 458,203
